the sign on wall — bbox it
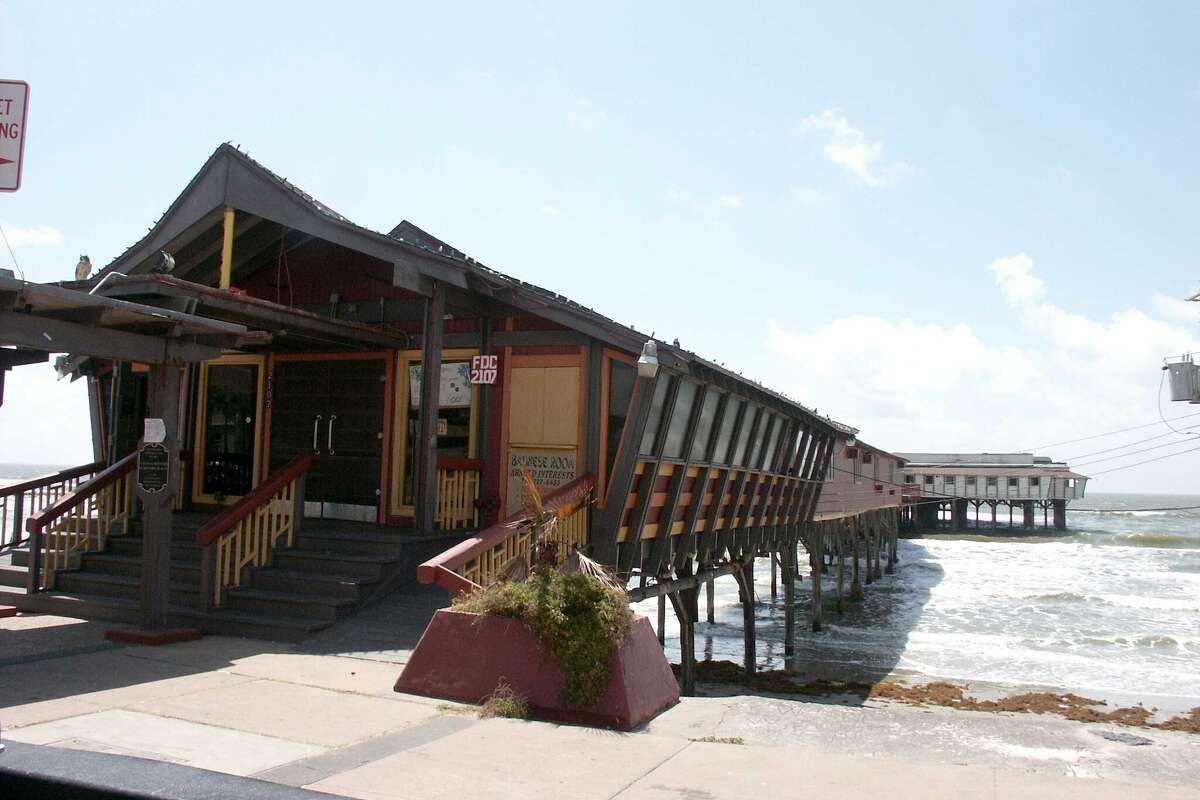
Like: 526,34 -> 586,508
137,443 -> 171,494
470,354 -> 498,385
408,362 -> 472,408
506,448 -> 577,516
0,80 -> 29,192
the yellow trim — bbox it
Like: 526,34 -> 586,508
390,348 -> 479,517
191,353 -> 266,506
218,207 -> 235,289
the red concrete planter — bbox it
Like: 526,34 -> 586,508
394,609 -> 679,730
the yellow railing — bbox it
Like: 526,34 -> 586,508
25,454 -> 136,591
196,454 -> 310,608
1,461 -> 105,550
435,458 -> 481,530
418,474 -> 594,596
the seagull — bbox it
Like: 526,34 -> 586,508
74,255 -> 92,281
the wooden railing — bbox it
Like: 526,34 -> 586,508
436,456 -> 481,530
25,454 -> 137,591
1,461 -> 105,550
196,454 -> 310,609
418,474 -> 594,597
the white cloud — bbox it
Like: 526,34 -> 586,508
538,204 -> 564,218
566,98 -> 607,133
796,109 -> 913,187
718,194 -> 743,210
0,222 -> 65,249
1153,291 -> 1200,324
768,254 -> 1200,491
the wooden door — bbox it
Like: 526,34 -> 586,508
505,365 -> 580,515
269,358 -> 386,521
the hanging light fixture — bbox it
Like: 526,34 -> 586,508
637,339 -> 659,379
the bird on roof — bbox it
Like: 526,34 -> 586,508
74,255 -> 92,281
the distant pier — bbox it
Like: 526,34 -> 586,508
895,453 -> 1089,533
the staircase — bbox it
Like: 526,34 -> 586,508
2,514 -> 454,641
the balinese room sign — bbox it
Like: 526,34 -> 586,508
469,354 -> 498,385
0,80 -> 29,192
506,448 -> 577,516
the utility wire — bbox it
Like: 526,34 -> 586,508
1071,436 -> 1200,468
1064,424 -> 1200,461
1082,442 -> 1200,476
0,222 -> 26,281
1023,411 -> 1200,451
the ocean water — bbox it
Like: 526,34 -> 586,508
633,492 -> 1200,704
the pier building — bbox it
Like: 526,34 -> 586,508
2,143 -> 912,690
896,453 -> 1088,532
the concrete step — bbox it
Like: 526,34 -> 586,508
251,567 -> 369,600
294,528 -> 402,558
107,536 -> 202,565
223,587 -> 355,624
54,571 -> 199,607
79,552 -> 200,584
271,550 -> 396,581
175,607 -> 329,643
0,563 -> 27,588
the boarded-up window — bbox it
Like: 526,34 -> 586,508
639,375 -> 671,455
663,380 -> 698,459
731,405 -> 759,467
688,390 -> 721,462
712,397 -> 744,465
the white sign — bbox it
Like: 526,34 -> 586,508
470,354 -> 498,385
143,417 -> 166,444
0,80 -> 29,192
408,361 -> 472,408
506,448 -> 577,516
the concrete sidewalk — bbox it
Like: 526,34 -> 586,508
2,610 -> 1198,799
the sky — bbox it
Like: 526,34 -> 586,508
2,1 -> 1199,492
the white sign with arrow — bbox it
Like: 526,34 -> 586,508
0,80 -> 29,193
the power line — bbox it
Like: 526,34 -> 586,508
1071,436 -> 1200,468
1084,442 -> 1200,476
0,222 -> 26,282
1064,424 -> 1200,461
1023,411 -> 1200,451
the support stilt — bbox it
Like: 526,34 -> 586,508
667,588 -> 697,697
733,560 -> 757,676
849,517 -> 863,600
783,544 -> 795,657
835,523 -> 846,613
705,577 -> 715,623
657,593 -> 666,647
770,552 -> 778,600
810,525 -> 824,632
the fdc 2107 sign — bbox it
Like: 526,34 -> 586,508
0,80 -> 29,193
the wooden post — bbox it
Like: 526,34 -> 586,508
705,577 -> 715,623
414,282 -> 445,534
835,522 -> 845,613
667,587 -> 697,696
864,522 -> 874,586
770,552 -> 778,599
885,512 -> 896,575
138,364 -> 182,631
657,594 -> 666,647
735,559 -> 757,676
783,542 -> 795,658
872,513 -> 883,580
849,516 -> 863,600
218,207 -> 235,290
810,525 -> 824,631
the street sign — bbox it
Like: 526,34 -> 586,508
0,80 -> 29,192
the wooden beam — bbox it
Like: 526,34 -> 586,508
138,364 -> 182,630
414,281 -> 445,533
0,311 -> 222,364
218,207 -> 235,289
678,392 -> 727,570
653,385 -> 708,574
619,375 -> 680,577
594,370 -> 659,568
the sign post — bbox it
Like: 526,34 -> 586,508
0,80 -> 29,193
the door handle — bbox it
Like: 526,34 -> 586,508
328,415 -> 337,454
313,414 -> 323,454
